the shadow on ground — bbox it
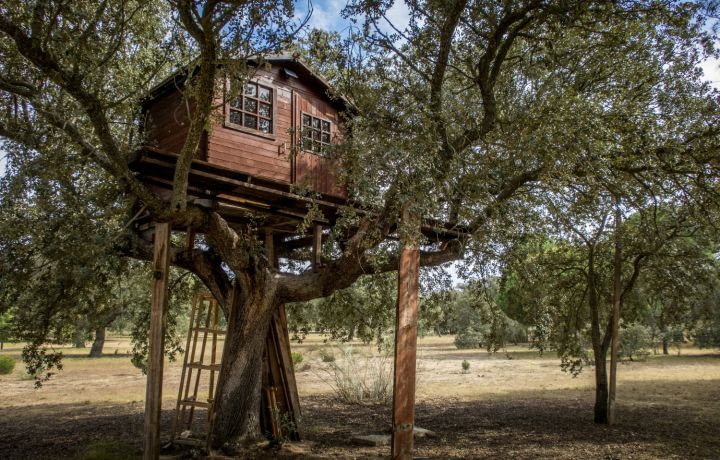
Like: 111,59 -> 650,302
1,379 -> 718,459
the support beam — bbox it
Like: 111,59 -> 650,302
144,222 -> 171,460
391,238 -> 420,459
312,224 -> 322,271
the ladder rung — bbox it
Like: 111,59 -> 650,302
190,327 -> 226,335
179,400 -> 211,408
187,363 -> 221,371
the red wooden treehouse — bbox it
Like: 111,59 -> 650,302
137,54 -> 350,225
134,54 -> 459,460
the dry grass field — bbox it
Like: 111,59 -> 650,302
1,334 -> 719,459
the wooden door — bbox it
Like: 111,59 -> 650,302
291,92 -> 346,198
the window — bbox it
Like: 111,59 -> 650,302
227,81 -> 273,135
301,113 -> 332,154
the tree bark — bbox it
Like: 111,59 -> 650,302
89,327 -> 106,358
593,347 -> 609,424
212,278 -> 279,447
662,337 -> 669,355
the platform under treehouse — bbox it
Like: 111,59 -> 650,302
132,54 -> 463,460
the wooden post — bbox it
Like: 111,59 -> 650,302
391,211 -> 420,460
312,224 -> 322,271
144,222 -> 171,460
608,198 -> 622,425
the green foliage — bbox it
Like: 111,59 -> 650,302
0,355 -> 15,374
291,352 -> 303,365
287,273 -> 396,345
454,331 -> 484,350
461,360 -> 470,373
619,323 -> 652,361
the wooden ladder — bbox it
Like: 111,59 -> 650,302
171,292 -> 224,451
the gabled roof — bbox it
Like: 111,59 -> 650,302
142,53 -> 355,114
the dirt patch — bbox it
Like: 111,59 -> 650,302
1,336 -> 719,458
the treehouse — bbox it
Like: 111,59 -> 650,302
132,54 -> 462,460
134,54 -> 351,235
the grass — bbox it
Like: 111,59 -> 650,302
0,334 -> 718,459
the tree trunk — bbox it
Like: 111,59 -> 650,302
662,337 -> 669,355
593,347 -> 609,424
89,327 -> 106,358
212,279 -> 279,448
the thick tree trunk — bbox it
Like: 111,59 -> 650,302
89,327 -> 106,358
212,278 -> 279,448
662,337 -> 669,355
593,347 -> 609,424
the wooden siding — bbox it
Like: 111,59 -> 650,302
144,90 -> 208,159
144,64 -> 347,199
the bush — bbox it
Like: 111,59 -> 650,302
694,321 -> 720,348
454,330 -> 483,349
321,345 -> 392,404
461,360 -> 470,373
291,352 -> 303,365
318,347 -> 335,362
620,323 -> 652,361
0,355 -> 15,375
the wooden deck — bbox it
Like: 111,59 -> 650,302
131,147 -> 467,246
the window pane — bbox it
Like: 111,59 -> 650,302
312,130 -> 320,141
313,141 -> 321,152
303,128 -> 312,138
244,83 -> 257,97
312,118 -> 320,129
244,98 -> 257,113
321,132 -> 330,143
302,114 -> 311,126
258,87 -> 271,102
302,138 -> 312,150
229,97 -> 242,109
244,115 -> 257,129
229,110 -> 241,125
259,119 -> 271,133
258,103 -> 271,118
321,120 -> 330,132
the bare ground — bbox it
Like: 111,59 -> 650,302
1,336 -> 719,459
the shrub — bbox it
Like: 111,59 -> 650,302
318,347 -> 335,362
321,345 -> 392,404
454,330 -> 483,349
620,323 -> 652,361
291,352 -> 303,365
461,360 -> 470,373
0,355 -> 15,375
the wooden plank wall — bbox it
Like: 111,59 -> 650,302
143,65 -> 347,198
144,91 -> 206,159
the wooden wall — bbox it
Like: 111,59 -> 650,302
144,64 -> 346,199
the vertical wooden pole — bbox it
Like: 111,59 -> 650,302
608,197 -> 622,425
144,222 -> 171,460
312,224 -> 322,271
391,211 -> 420,460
